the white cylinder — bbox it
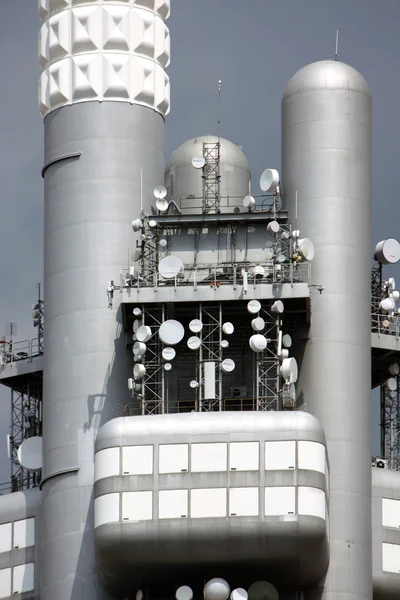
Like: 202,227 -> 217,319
204,362 -> 216,400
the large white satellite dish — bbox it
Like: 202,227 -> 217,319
156,198 -> 169,213
187,336 -> 201,350
247,299 -> 261,314
159,320 -> 185,345
17,436 -> 42,471
189,319 -> 203,333
251,317 -> 265,331
159,256 -> 184,280
192,156 -> 206,169
267,221 -> 280,234
162,347 -> 176,361
204,578 -> 230,600
280,357 -> 298,383
222,322 -> 234,335
132,219 -> 143,232
375,238 -> 400,265
154,185 -> 167,199
271,300 -> 284,314
133,341 -> 146,357
297,238 -> 315,261
249,334 -> 267,352
136,325 -> 152,342
133,364 -> 146,380
380,297 -> 396,312
243,195 -> 256,211
221,358 -> 235,373
260,168 -> 280,192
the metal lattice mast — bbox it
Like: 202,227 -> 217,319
381,376 -> 400,470
199,304 -> 222,411
139,305 -> 165,415
202,142 -> 221,213
256,306 -> 281,411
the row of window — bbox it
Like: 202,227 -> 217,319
94,486 -> 327,528
0,518 -> 35,555
0,563 -> 34,598
95,440 -> 326,481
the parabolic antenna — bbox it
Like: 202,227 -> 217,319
159,320 -> 185,345
149,219 -> 157,228
389,363 -> 400,376
248,581 -> 279,600
189,319 -> 203,333
164,362 -> 172,371
231,590 -> 248,600
251,317 -> 265,332
221,358 -> 235,373
375,238 -> 400,265
297,238 -> 315,261
159,238 -> 168,247
280,357 -> 298,383
249,334 -> 267,353
380,298 -> 396,312
192,155 -> 206,169
283,333 -> 292,348
154,185 -> 167,199
221,340 -> 229,348
243,195 -> 256,211
136,590 -> 144,600
267,221 -> 280,234
247,299 -> 261,314
187,336 -> 201,350
17,436 -> 42,472
190,380 -> 199,388
253,265 -> 265,279
222,322 -> 234,335
204,578 -> 230,600
260,168 -> 280,192
159,256 -> 184,280
134,383 -> 142,392
133,341 -> 146,357
386,378 -> 397,391
391,291 -> 400,303
133,364 -> 146,380
389,277 -> 396,290
156,198 -> 169,213
271,300 -> 284,314
133,307 -> 142,316
176,586 -> 194,600
279,348 -> 289,359
136,325 -> 152,342
133,319 -> 140,333
162,347 -> 176,361
132,219 -> 142,232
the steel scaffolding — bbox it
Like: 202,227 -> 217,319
202,142 -> 221,213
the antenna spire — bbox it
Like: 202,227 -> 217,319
217,79 -> 222,136
335,30 -> 339,61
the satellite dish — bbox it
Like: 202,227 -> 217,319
159,238 -> 168,247
249,334 -> 267,352
280,357 -> 298,383
204,578 -> 230,600
156,198 -> 169,213
283,334 -> 292,348
386,378 -> 397,391
190,380 -> 199,388
164,362 -> 172,371
388,277 -> 396,290
149,219 -> 157,228
252,265 -> 265,279
154,185 -> 167,199
248,581 -> 279,600
133,364 -> 146,380
271,300 -> 284,314
187,336 -> 201,350
375,238 -> 400,265
279,348 -> 289,359
221,340 -> 229,348
391,291 -> 400,303
17,436 -> 42,471
192,156 -> 206,169
176,586 -> 194,600
251,317 -> 265,332
133,307 -> 142,316
389,363 -> 400,376
159,256 -> 184,280
221,358 -> 235,373
133,319 -> 140,333
162,347 -> 176,361
380,298 -> 396,312
297,238 -> 315,261
136,590 -> 144,600
267,221 -> 280,234
159,320 -> 185,345
292,230 -> 300,239
134,383 -> 142,392
133,342 -> 146,357
189,319 -> 203,333
247,299 -> 261,314
243,195 -> 256,211
222,322 -> 234,335
132,219 -> 143,232
136,325 -> 152,342
231,590 -> 248,600
260,168 -> 280,192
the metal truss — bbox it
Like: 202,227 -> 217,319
137,305 -> 165,415
381,376 -> 400,470
202,142 -> 221,213
255,307 -> 281,411
198,304 -> 222,412
371,261 -> 383,330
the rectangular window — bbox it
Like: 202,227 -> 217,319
159,444 -> 189,474
298,487 -> 326,520
13,518 -> 35,549
191,443 -> 227,472
298,441 -> 325,474
0,524 -> 11,554
122,445 -> 153,475
191,489 -> 227,518
265,441 -> 295,470
94,447 -> 120,481
382,498 -> 400,529
13,563 -> 34,594
94,494 -> 120,528
229,488 -> 259,516
229,442 -> 259,471
122,491 -> 153,521
383,543 -> 400,573
0,568 -> 11,599
265,487 -> 296,516
159,490 -> 188,519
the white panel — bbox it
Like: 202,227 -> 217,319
298,441 -> 326,474
298,487 -> 326,520
122,445 -> 153,475
191,489 -> 227,518
382,498 -> 400,529
229,488 -> 259,517
191,443 -> 227,472
159,444 -> 188,474
229,442 -> 259,471
13,563 -> 34,594
265,441 -> 296,470
94,493 -> 120,528
159,490 -> 188,519
13,518 -> 35,549
122,491 -> 153,521
94,447 -> 120,482
0,568 -> 11,599
204,362 -> 216,400
265,487 -> 296,516
383,543 -> 400,573
0,524 -> 12,554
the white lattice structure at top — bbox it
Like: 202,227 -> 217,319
39,0 -> 170,118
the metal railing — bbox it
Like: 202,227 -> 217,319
0,338 -> 44,367
371,310 -> 400,339
124,396 -> 263,416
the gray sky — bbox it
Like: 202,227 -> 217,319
0,0 -> 399,480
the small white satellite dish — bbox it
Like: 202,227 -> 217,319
297,238 -> 315,261
380,298 -> 396,312
251,317 -> 265,331
162,347 -> 176,361
154,185 -> 167,199
136,590 -> 144,600
391,290 -> 400,303
133,307 -> 142,316
187,336 -> 201,350
260,168 -> 280,192
282,334 -> 292,348
243,195 -> 256,211
247,299 -> 261,314
132,219 -> 143,232
222,322 -> 234,335
164,362 -> 172,371
176,586 -> 194,600
279,348 -> 289,359
190,380 -> 199,388
231,589 -> 248,600
159,238 -> 168,247
389,363 -> 400,376
375,238 -> 400,265
389,277 -> 396,291
159,320 -> 185,345
221,340 -> 229,348
382,319 -> 390,328
136,325 -> 152,342
133,319 -> 140,333
252,265 -> 265,279
159,256 -> 184,280
189,319 -> 203,333
156,198 -> 169,213
204,578 -> 230,600
133,341 -> 146,357
249,334 -> 267,352
17,436 -> 43,471
149,219 -> 157,228
192,156 -> 206,169
280,357 -> 298,383
133,364 -> 146,380
271,300 -> 284,314
221,358 -> 235,373
386,378 -> 397,391
267,221 -> 280,234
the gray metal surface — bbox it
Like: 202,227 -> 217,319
41,102 -> 165,600
165,135 -> 251,213
282,60 -> 372,600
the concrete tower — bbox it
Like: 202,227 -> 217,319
38,1 -> 170,598
282,61 -> 372,600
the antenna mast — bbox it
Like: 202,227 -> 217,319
335,30 -> 339,61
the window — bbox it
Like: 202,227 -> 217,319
383,543 -> 400,573
265,441 -> 295,470
191,489 -> 227,518
229,442 -> 259,471
382,498 -> 400,529
13,564 -> 34,594
298,487 -> 326,520
265,487 -> 295,516
0,568 -> 11,599
159,490 -> 188,519
298,441 -> 325,474
229,488 -> 259,516
94,494 -> 119,528
122,491 -> 153,521
159,444 -> 189,474
191,443 -> 227,472
0,524 -> 11,554
94,447 -> 120,481
14,518 -> 35,549
122,445 -> 153,475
